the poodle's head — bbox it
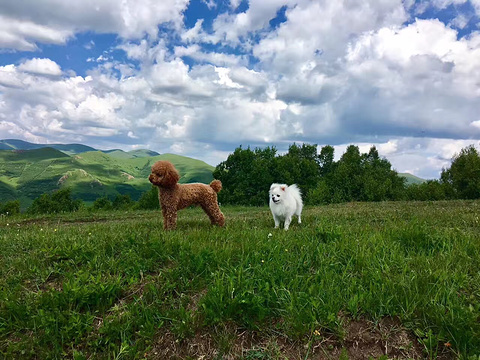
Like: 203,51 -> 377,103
149,161 -> 180,188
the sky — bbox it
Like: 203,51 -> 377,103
0,0 -> 480,179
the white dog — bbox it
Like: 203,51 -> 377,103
269,183 -> 303,230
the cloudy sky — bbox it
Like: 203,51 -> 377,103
1,0 -> 480,179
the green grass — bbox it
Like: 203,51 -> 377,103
0,201 -> 479,359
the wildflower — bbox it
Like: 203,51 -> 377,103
285,249 -> 288,252
314,330 -> 321,336
444,342 -> 451,347
268,233 -> 272,237
261,259 -> 265,263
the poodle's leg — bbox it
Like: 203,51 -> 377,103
162,208 -> 177,230
201,204 -> 225,227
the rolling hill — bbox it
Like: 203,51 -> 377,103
0,139 -> 97,155
399,173 -> 427,185
0,141 -> 214,209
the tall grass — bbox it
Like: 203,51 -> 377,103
0,201 -> 479,359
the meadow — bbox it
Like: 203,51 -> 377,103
1,201 -> 479,359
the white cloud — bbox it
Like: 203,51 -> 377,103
0,0 -> 189,51
18,58 -> 63,77
0,0 -> 479,178
0,15 -> 72,51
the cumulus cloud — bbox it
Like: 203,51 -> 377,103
0,0 -> 479,178
0,0 -> 189,51
18,58 -> 63,77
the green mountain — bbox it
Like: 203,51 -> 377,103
102,149 -> 160,159
0,144 -> 214,209
0,139 -> 97,155
399,173 -> 426,185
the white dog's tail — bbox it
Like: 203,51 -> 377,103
288,184 -> 303,215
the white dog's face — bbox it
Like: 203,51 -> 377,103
269,185 -> 286,205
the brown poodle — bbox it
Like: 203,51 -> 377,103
148,160 -> 225,230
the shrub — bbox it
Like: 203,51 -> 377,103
136,186 -> 160,210
92,196 -> 113,211
28,188 -> 82,214
0,200 -> 21,216
112,194 -> 134,210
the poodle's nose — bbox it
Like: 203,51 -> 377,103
148,174 -> 154,182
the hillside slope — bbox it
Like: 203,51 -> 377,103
399,173 -> 427,185
0,147 -> 215,208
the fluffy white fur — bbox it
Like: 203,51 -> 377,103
269,183 -> 303,230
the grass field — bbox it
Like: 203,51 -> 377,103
1,201 -> 479,359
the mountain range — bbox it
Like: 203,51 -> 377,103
0,139 -> 214,209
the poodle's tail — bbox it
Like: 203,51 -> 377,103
209,179 -> 222,193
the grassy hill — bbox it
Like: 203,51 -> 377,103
103,149 -> 160,159
0,146 -> 215,209
399,172 -> 427,185
0,139 -> 96,155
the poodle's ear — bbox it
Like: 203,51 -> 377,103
162,163 -> 180,187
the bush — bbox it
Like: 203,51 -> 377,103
112,194 -> 134,210
92,196 -> 113,211
405,181 -> 449,201
0,200 -> 21,216
28,188 -> 82,214
136,186 -> 159,210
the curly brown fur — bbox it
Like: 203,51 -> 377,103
149,160 -> 225,230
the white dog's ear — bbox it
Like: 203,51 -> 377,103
280,186 -> 286,191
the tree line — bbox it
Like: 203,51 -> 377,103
0,186 -> 160,216
1,143 -> 479,216
213,143 -> 480,205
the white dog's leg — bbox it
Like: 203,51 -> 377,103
284,215 -> 292,230
298,214 -> 302,224
273,215 -> 280,229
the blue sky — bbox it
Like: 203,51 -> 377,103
1,0 -> 480,179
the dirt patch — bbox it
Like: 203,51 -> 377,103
146,316 -> 437,360
336,316 -> 424,359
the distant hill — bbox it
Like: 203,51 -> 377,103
399,173 -> 426,185
0,139 -> 96,155
102,149 -> 160,159
0,140 -> 214,209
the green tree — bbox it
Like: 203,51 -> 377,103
441,145 -> 480,199
136,186 -> 160,210
113,194 -> 133,210
331,145 -> 363,202
361,146 -> 405,201
28,188 -> 82,214
405,180 -> 448,201
214,146 -> 278,205
318,145 -> 335,177
92,196 -> 113,211
275,143 -> 321,201
0,200 -> 21,216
